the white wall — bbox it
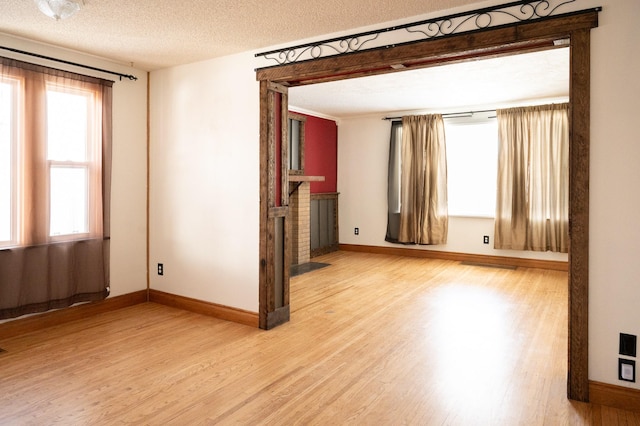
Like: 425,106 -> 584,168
586,0 -> 640,390
338,115 -> 568,261
109,66 -> 148,297
0,34 -> 148,299
148,53 -> 259,312
146,0 -> 640,390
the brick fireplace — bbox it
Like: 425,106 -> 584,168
290,182 -> 310,265
289,175 -> 324,266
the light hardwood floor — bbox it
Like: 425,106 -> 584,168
1,251 -> 639,425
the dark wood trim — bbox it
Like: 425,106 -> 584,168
281,90 -> 289,206
257,7 -> 599,400
259,82 -> 292,329
256,11 -> 599,85
568,28 -> 591,402
259,80 -> 269,329
0,290 -> 148,340
590,381 -> 640,413
149,290 -> 259,328
266,305 -> 290,330
282,214 -> 291,313
268,206 -> 288,218
288,112 -> 306,175
266,214 -> 276,316
339,244 -> 568,272
288,112 -> 307,122
278,85 -> 291,322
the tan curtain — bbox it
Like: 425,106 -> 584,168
494,103 -> 569,252
0,57 -> 112,319
398,114 -> 448,245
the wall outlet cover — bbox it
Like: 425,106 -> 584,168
619,333 -> 637,357
619,358 -> 636,382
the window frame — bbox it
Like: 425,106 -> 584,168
45,82 -> 98,241
287,113 -> 306,175
0,67 -> 104,249
0,76 -> 21,248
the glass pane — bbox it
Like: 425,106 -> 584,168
50,167 -> 88,236
289,119 -> 300,170
446,120 -> 498,217
47,90 -> 88,161
0,82 -> 12,242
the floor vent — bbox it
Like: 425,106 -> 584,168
460,261 -> 517,270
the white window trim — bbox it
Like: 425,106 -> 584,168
45,83 -> 99,241
0,77 -> 21,248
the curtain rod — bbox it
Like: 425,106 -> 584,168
0,45 -> 138,81
384,109 -> 495,121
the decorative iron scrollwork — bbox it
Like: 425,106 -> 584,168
255,0 -> 580,69
264,33 -> 380,66
406,0 -> 576,39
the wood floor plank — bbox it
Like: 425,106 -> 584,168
0,251 -> 638,424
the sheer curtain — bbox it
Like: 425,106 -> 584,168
0,57 -> 112,319
494,103 -> 569,252
386,114 -> 448,245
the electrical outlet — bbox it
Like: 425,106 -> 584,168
483,235 -> 490,244
620,333 -> 637,357
157,263 -> 164,276
354,227 -> 359,235
619,358 -> 636,382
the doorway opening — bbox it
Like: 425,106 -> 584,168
257,8 -> 598,402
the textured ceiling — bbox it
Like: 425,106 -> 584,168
1,1 -> 569,118
0,0 -> 481,71
289,47 -> 570,118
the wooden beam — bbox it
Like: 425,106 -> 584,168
567,27 -> 591,402
256,11 -> 599,85
258,80 -> 269,330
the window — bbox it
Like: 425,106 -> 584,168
47,86 -> 95,238
0,62 -> 105,248
288,113 -> 306,174
1,57 -> 112,320
0,78 -> 18,247
444,114 -> 498,217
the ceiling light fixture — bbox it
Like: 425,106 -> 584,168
34,0 -> 82,21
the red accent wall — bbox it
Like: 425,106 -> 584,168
296,112 -> 337,194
